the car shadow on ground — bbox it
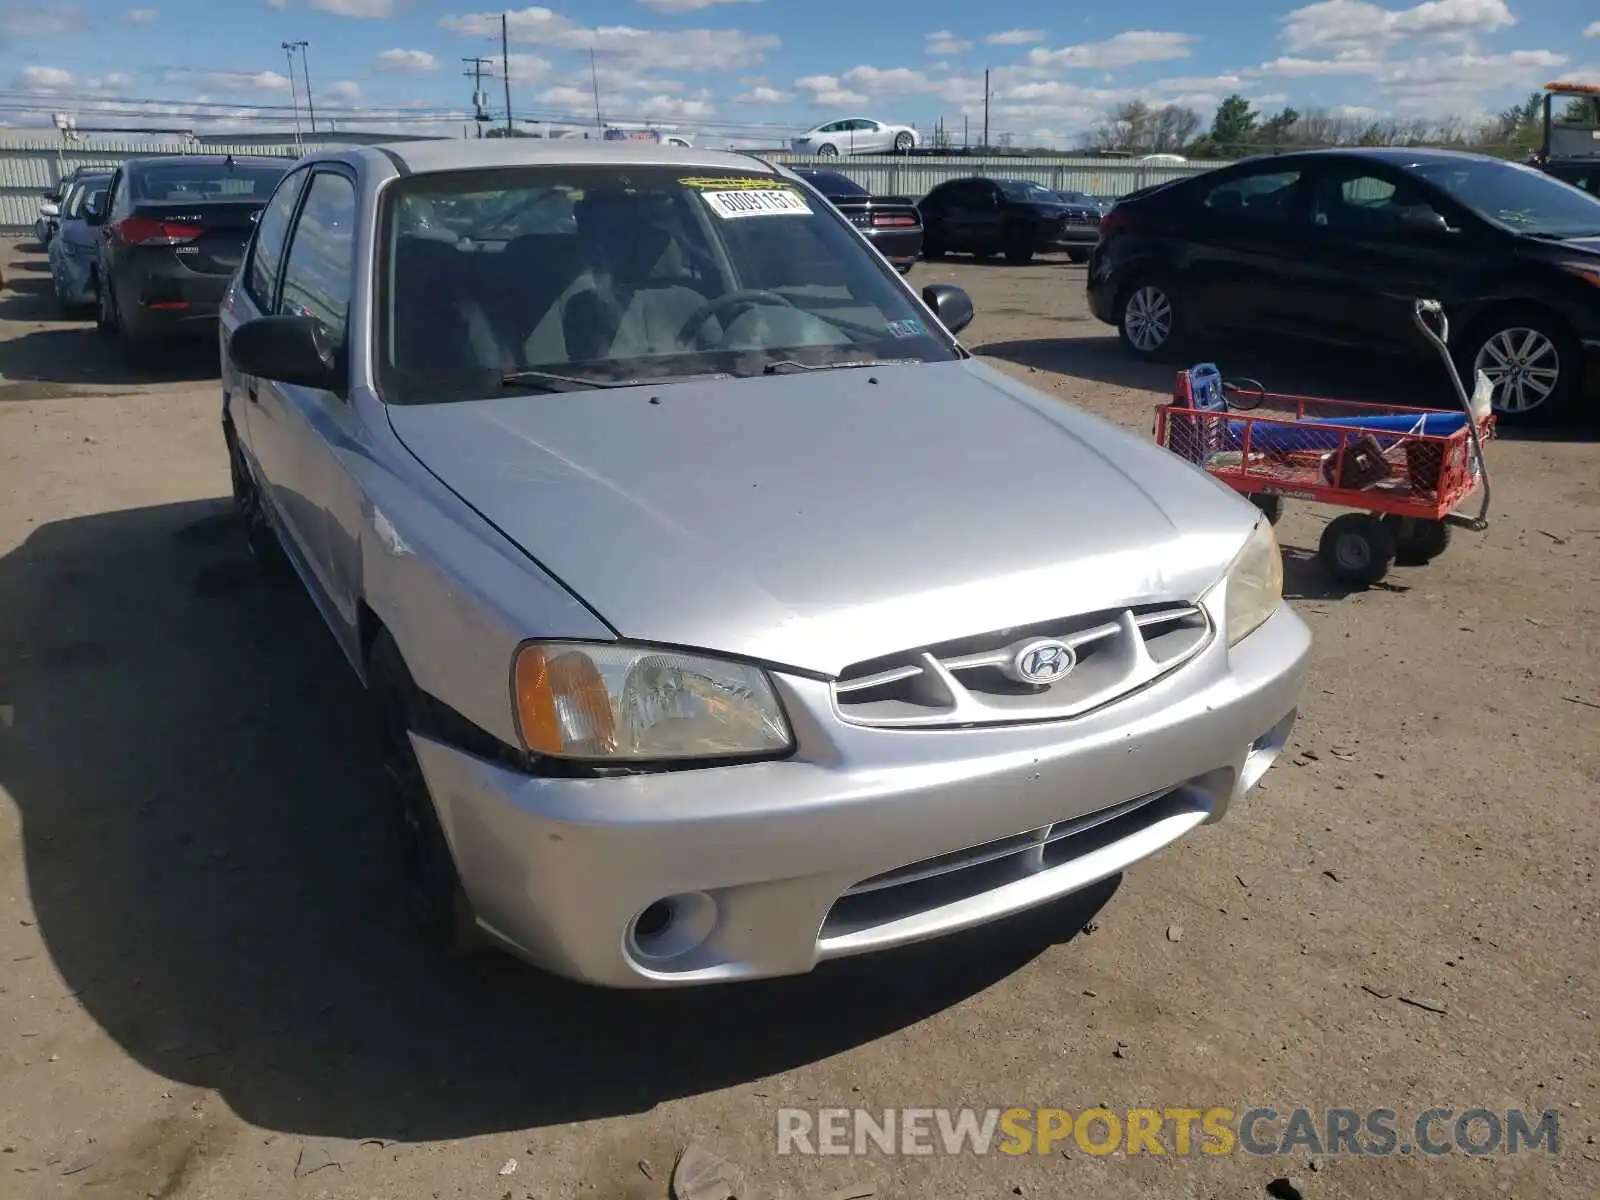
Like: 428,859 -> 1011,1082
0,271 -> 218,391
0,498 -> 1115,1142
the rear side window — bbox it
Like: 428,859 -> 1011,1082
278,172 -> 357,352
246,169 -> 308,310
1202,169 -> 1303,222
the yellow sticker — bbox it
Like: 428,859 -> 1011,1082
679,176 -> 795,191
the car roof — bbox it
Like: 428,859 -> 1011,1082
362,137 -> 779,178
1232,146 -> 1511,171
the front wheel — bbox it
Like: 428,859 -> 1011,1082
1319,513 -> 1397,586
1003,234 -> 1035,265
893,131 -> 914,153
815,143 -> 838,158
1462,309 -> 1580,426
1117,276 -> 1182,359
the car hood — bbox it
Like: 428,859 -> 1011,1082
385,360 -> 1259,676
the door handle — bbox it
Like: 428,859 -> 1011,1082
246,382 -> 259,404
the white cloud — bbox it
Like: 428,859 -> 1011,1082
124,7 -> 158,22
1585,21 -> 1600,38
1151,73 -> 1250,92
536,84 -> 595,107
634,93 -> 713,118
505,52 -> 554,83
794,74 -> 869,107
374,48 -> 439,72
440,7 -> 779,70
1280,0 -> 1513,55
924,29 -> 971,55
0,7 -> 87,36
986,29 -> 1045,46
175,69 -> 294,92
1029,30 -> 1196,69
1259,53 -> 1385,76
310,0 -> 395,15
324,80 -> 362,101
840,65 -> 941,94
735,84 -> 788,103
637,0 -> 755,11
19,65 -> 73,89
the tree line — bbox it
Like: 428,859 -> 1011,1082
1074,91 -> 1575,161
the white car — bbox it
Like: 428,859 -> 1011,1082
791,118 -> 919,157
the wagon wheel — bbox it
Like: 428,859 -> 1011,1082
1318,513 -> 1397,586
1381,514 -> 1452,565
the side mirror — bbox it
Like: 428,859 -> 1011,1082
40,203 -> 59,218
921,282 -> 975,336
1398,207 -> 1452,235
228,315 -> 342,390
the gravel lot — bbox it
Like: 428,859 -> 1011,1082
1,236 -> 1597,1200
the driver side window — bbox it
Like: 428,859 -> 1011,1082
246,168 -> 309,311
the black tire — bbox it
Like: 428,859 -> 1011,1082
368,630 -> 485,959
893,131 -> 914,153
1458,307 -> 1581,428
1318,513 -> 1397,586
1067,249 -> 1090,264
816,143 -> 838,158
1116,274 -> 1184,360
1003,232 -> 1035,265
95,273 -> 118,334
1250,494 -> 1284,525
1382,514 -> 1451,565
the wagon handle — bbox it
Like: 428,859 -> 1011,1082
1412,298 -> 1491,533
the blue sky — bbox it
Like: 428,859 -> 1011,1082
1,1 -> 1597,146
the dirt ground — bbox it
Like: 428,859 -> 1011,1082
0,236 -> 1597,1200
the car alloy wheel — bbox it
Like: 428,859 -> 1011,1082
893,131 -> 914,153
1122,284 -> 1173,353
1473,326 -> 1559,415
816,143 -> 838,157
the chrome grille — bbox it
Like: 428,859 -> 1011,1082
832,602 -> 1211,729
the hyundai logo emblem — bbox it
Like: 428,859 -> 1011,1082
1011,638 -> 1076,685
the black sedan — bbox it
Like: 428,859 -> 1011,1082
791,167 -> 922,273
1088,148 -> 1600,424
86,154 -> 290,361
918,176 -> 1100,265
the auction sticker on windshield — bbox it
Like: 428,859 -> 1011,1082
698,188 -> 812,219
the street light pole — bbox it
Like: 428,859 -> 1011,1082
281,41 -> 305,150
298,42 -> 317,134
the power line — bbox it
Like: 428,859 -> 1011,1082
462,55 -> 492,138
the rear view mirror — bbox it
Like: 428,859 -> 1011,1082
229,315 -> 342,391
922,282 -> 975,336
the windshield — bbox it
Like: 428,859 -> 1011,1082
376,165 -> 959,403
996,179 -> 1059,203
1411,158 -> 1600,237
132,161 -> 288,203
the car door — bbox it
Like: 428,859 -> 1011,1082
1181,164 -> 1316,338
1299,161 -> 1477,351
96,168 -> 128,293
252,167 -> 364,655
946,180 -> 1002,250
225,165 -> 312,545
857,120 -> 889,154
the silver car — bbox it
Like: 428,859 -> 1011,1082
47,172 -> 111,313
219,139 -> 1310,989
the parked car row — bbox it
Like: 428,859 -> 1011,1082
1087,147 -> 1600,425
36,154 -> 292,363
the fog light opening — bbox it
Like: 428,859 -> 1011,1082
1241,708 -> 1298,793
626,891 -> 718,966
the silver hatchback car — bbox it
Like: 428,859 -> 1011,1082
220,140 -> 1310,988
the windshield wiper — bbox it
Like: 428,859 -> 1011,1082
500,368 -> 733,392
762,357 -> 923,375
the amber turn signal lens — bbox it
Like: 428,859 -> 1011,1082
513,644 -> 617,756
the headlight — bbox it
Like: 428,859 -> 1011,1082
512,641 -> 792,762
1218,516 -> 1283,646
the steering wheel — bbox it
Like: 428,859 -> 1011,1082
677,289 -> 797,346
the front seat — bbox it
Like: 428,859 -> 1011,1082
390,235 -> 505,372
562,193 -> 708,362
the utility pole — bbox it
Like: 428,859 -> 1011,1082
501,12 -> 513,136
590,48 -> 603,134
463,55 -> 492,138
281,41 -> 305,150
298,42 -> 317,134
982,67 -> 990,152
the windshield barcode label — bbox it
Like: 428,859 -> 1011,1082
701,189 -> 812,219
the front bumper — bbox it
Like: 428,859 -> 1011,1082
413,603 -> 1311,988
